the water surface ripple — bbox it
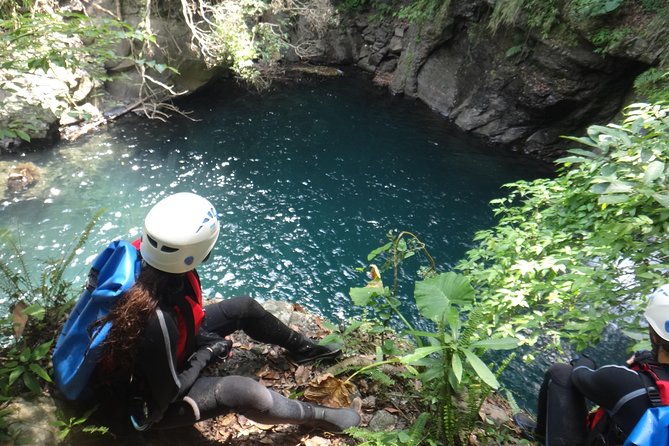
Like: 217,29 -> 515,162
1,72 -> 551,336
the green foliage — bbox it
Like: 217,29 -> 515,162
488,0 -> 560,37
0,7 -> 169,138
348,412 -> 432,445
0,0 -> 33,20
335,0 -> 449,23
186,0 -> 338,88
590,26 -> 632,54
348,231 -> 518,445
457,103 -> 669,351
396,0 -> 450,24
208,0 -> 284,86
567,0 -> 623,17
51,407 -> 109,443
0,12 -> 136,78
635,68 -> 669,103
0,212 -> 102,442
0,340 -> 53,396
489,0 -> 624,35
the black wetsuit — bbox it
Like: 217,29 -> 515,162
136,292 -> 309,426
536,355 -> 667,445
92,274 -> 358,434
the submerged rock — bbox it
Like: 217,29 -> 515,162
6,162 -> 41,195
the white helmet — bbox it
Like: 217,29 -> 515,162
140,192 -> 220,274
645,284 -> 669,341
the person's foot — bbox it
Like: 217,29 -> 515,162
289,342 -> 342,364
513,412 -> 538,441
309,399 -> 361,432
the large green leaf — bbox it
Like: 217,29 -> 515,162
462,348 -> 499,389
28,363 -> 52,383
451,353 -> 463,385
8,366 -> 24,386
349,285 -> 388,306
23,372 -> 41,394
414,272 -> 474,323
399,346 -> 444,364
470,337 -> 518,350
644,160 -> 665,184
367,242 -> 392,261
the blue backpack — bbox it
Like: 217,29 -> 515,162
624,406 -> 669,446
52,240 -> 141,400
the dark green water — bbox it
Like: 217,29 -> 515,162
1,72 -> 553,408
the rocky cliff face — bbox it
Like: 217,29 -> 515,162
1,1 -> 661,161
312,1 -> 652,159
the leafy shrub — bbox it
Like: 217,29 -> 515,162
0,213 -> 101,440
347,231 -> 517,445
458,103 -> 669,352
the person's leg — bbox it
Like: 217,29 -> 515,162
181,376 -> 360,432
535,363 -> 588,446
202,296 -> 340,363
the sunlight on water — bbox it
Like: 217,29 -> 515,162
1,72 -> 552,408
2,76 -> 550,310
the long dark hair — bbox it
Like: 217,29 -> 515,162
95,263 -> 184,372
650,326 -> 669,362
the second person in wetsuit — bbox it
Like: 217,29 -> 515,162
532,285 -> 669,445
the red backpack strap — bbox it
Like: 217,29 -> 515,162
584,408 -> 614,446
173,271 -> 204,365
639,364 -> 669,406
185,270 -> 204,332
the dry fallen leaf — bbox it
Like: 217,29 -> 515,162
303,373 -> 356,407
257,366 -> 281,380
294,365 -> 312,385
12,301 -> 28,339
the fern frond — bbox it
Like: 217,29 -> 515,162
442,387 -> 458,446
459,307 -> 484,348
408,412 -> 430,445
42,209 -> 104,304
363,368 -> 395,387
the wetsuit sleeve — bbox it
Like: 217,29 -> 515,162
137,309 -> 216,423
571,358 -> 650,436
175,346 -> 215,397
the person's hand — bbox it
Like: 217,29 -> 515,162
628,350 -> 653,365
207,338 -> 233,361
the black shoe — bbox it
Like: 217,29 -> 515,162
289,343 -> 342,364
513,412 -> 538,441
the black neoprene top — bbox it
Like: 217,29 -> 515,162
571,355 -> 664,437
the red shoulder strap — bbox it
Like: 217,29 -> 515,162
636,363 -> 669,406
174,271 -> 204,365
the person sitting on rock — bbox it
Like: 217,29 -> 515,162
90,192 -> 360,434
516,285 -> 669,445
